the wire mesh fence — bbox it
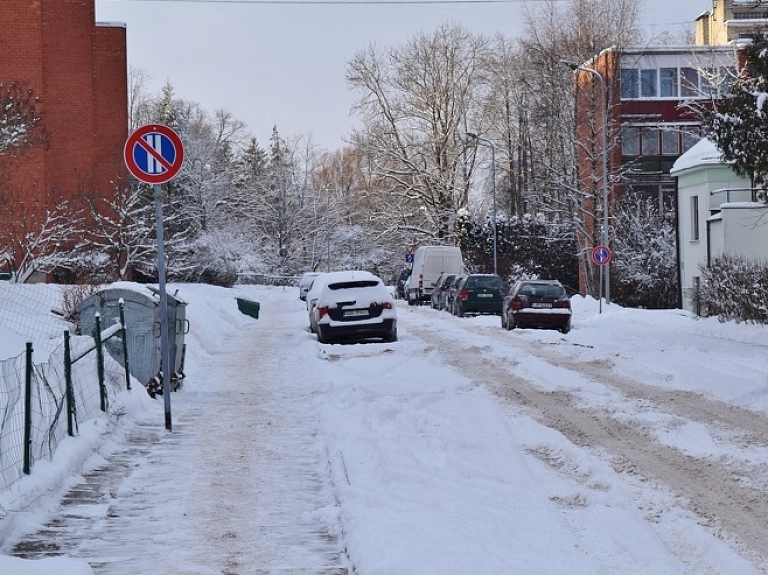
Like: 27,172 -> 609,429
0,282 -> 132,493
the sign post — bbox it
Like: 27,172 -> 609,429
591,245 -> 612,314
124,124 -> 184,431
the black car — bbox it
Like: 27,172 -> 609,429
395,269 -> 411,300
430,273 -> 457,309
501,279 -> 572,333
443,274 -> 466,314
452,274 -> 504,316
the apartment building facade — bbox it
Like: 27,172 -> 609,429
0,0 -> 128,277
696,0 -> 768,46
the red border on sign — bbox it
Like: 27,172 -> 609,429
591,245 -> 612,266
124,124 -> 185,184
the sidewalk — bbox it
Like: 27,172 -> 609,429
8,292 -> 349,574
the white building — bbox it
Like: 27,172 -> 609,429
671,138 -> 768,313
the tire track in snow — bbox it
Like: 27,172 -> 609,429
406,320 -> 768,572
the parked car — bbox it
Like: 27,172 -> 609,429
312,270 -> 397,344
501,279 -> 572,334
298,271 -> 320,301
405,245 -> 463,305
305,274 -> 328,333
430,273 -> 456,309
395,268 -> 411,300
443,274 -> 466,314
451,274 -> 504,316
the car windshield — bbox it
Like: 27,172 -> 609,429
328,280 -> 380,290
520,284 -> 564,297
468,276 -> 503,289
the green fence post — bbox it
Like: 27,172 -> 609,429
119,300 -> 131,390
94,313 -> 107,412
64,330 -> 75,437
23,342 -> 33,475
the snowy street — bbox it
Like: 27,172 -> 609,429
3,283 -> 768,574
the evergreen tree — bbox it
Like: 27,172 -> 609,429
704,38 -> 768,190
154,81 -> 180,129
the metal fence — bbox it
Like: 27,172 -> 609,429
0,309 -> 131,493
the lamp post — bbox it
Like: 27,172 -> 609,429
467,132 -> 497,276
560,59 -> 610,305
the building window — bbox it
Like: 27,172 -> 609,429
622,126 -> 640,155
642,127 -> 660,155
682,129 -> 701,152
732,11 -> 768,19
703,67 -> 737,96
662,129 -> 680,155
660,68 -> 679,97
621,68 -> 639,99
622,66 -> 713,99
681,67 -> 699,97
691,195 -> 700,241
640,69 -> 657,97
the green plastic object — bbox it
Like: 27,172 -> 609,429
236,297 -> 260,319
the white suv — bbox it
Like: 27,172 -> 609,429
312,270 -> 397,344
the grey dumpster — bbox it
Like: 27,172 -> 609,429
76,287 -> 189,395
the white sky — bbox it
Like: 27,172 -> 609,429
94,0 -> 711,151
2,280 -> 768,573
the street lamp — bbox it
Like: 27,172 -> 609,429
466,132 -> 497,276
560,59 -> 610,305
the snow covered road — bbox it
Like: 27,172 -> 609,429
4,284 -> 768,574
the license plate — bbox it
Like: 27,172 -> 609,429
531,302 -> 552,308
477,293 -> 493,298
343,309 -> 369,317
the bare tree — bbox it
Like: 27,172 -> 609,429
0,198 -> 85,282
517,0 -> 644,296
346,23 -> 492,243
85,183 -> 156,281
127,67 -> 155,131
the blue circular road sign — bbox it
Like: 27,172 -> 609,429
591,245 -> 612,266
124,124 -> 185,185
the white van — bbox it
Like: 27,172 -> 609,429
405,246 -> 463,305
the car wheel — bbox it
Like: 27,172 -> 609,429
560,323 -> 571,335
456,303 -> 464,317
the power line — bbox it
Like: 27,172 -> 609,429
103,0 -> 563,4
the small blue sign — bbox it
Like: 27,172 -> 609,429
591,245 -> 612,266
405,253 -> 414,263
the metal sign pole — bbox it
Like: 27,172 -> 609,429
124,124 -> 184,433
154,183 -> 173,431
598,264 -> 603,315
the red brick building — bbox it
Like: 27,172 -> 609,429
570,45 -> 736,297
0,0 -> 128,277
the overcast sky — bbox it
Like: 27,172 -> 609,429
95,0 -> 712,151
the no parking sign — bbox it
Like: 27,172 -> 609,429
591,245 -> 612,266
124,124 -> 184,184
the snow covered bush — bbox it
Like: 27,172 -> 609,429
698,255 -> 768,323
611,193 -> 678,309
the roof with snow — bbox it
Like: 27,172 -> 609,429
670,138 -> 726,175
